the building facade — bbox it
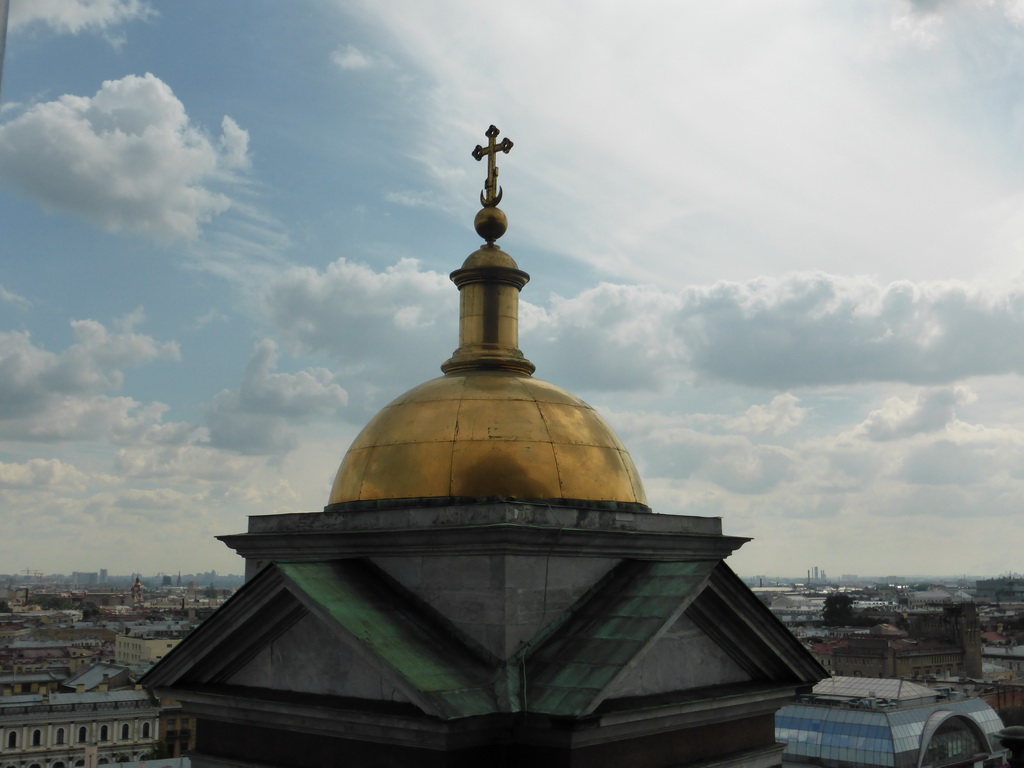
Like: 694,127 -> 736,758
0,689 -> 160,768
830,604 -> 982,680
114,636 -> 180,667
975,579 -> 1024,604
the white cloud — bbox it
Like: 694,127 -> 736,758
0,283 -> 29,308
0,458 -> 92,491
0,74 -> 248,242
888,0 -> 1024,50
337,1 -> 1024,290
697,436 -> 797,495
890,1 -> 946,49
331,44 -> 375,70
113,445 -> 259,484
218,116 -> 251,170
861,386 -> 974,441
898,439 -> 992,486
611,381 -> 1024,525
384,189 -> 449,210
608,411 -> 798,495
1003,0 -> 1024,25
524,283 -> 685,393
529,273 -> 1024,391
0,320 -> 177,401
8,0 -> 154,35
206,339 -> 349,454
264,257 -> 454,386
726,394 -> 806,436
263,259 -> 1024,398
189,308 -> 229,331
11,395 -> 159,442
0,316 -> 180,440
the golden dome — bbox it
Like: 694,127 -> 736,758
328,125 -> 646,509
328,370 -> 646,505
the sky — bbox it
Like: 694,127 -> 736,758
2,0 -> 1024,580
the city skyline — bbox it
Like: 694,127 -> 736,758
2,2 -> 1024,575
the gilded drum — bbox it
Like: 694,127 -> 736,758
329,370 -> 647,506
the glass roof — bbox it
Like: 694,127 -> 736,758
777,691 -> 1006,768
811,676 -> 938,701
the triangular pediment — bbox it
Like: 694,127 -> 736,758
227,611 -> 413,703
146,557 -> 824,724
684,562 -> 825,682
144,560 -> 496,720
603,612 -> 753,700
523,560 -> 825,717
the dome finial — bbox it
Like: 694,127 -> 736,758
472,125 -> 512,243
441,125 -> 533,375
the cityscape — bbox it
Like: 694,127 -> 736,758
5,564 -> 1024,765
5,2 -> 1024,768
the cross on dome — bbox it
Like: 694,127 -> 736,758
472,124 -> 513,208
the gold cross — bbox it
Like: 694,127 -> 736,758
472,125 -> 513,207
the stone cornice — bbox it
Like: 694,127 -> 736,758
219,502 -> 747,569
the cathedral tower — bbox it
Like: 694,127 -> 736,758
145,126 -> 824,768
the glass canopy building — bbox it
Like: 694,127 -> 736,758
776,677 -> 1005,768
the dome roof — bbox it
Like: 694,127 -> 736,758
328,125 -> 646,510
329,370 -> 646,506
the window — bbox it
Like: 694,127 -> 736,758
141,722 -> 151,739
56,728 -> 65,745
121,724 -> 129,740
100,725 -> 108,741
78,726 -> 87,743
6,732 -> 15,749
31,729 -> 41,746
925,720 -> 984,765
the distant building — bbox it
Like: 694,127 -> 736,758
59,663 -> 132,693
830,604 -> 982,680
157,702 -> 195,759
981,646 -> 1024,678
976,578 -> 1024,604
770,595 -> 825,627
907,588 -> 971,606
776,676 -> 1005,768
0,688 -> 160,766
0,669 -> 63,697
115,636 -> 181,666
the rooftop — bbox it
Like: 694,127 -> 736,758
806,676 -> 939,707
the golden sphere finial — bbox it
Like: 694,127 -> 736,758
474,206 -> 508,242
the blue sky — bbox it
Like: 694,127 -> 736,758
3,0 -> 1024,578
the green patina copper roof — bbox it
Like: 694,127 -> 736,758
147,556 -> 821,724
523,560 -> 717,716
277,560 -> 496,720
